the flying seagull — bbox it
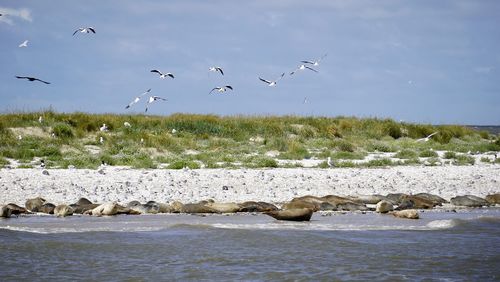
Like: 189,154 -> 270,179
151,69 -> 174,79
73,27 -> 96,36
290,64 -> 318,76
125,88 -> 151,109
416,132 -> 438,142
145,96 -> 167,112
19,40 -> 28,48
15,76 -> 50,84
301,53 -> 327,67
259,73 -> 285,87
209,66 -> 224,76
209,85 -> 233,94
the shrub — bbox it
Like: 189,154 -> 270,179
52,123 -> 74,139
419,150 -> 438,158
368,142 -> 396,153
394,149 -> 417,159
453,155 -> 475,165
167,160 -> 200,169
364,158 -> 395,167
334,140 -> 355,152
443,151 -> 457,159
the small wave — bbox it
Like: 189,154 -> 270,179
211,223 -> 431,231
426,219 -> 460,229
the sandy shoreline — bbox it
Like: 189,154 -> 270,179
1,165 -> 499,206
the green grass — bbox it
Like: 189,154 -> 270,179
0,111 -> 497,169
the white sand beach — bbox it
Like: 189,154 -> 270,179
1,165 -> 499,206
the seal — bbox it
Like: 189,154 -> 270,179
348,194 -> 389,205
396,195 -> 435,210
0,205 -> 12,218
282,200 -> 319,211
485,193 -> 500,204
392,209 -> 419,219
264,208 -> 313,221
39,203 -> 56,214
414,193 -> 448,205
54,204 -> 74,217
25,197 -> 46,212
6,203 -> 27,214
238,201 -> 278,212
375,200 -> 394,213
204,202 -> 241,213
450,195 -> 489,207
89,203 -> 119,216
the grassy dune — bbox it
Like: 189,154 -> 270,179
1,111 -> 499,169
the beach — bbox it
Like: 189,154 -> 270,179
2,165 -> 499,206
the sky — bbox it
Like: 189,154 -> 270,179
1,0 -> 499,125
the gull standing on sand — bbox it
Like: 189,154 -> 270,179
208,66 -> 224,76
416,132 -> 438,142
125,88 -> 151,109
73,27 -> 96,35
19,40 -> 28,48
290,64 -> 318,76
38,116 -> 43,123
15,76 -> 51,84
210,85 -> 233,94
259,73 -> 285,87
327,157 -> 335,167
150,69 -> 174,79
145,96 -> 167,112
301,53 -> 327,67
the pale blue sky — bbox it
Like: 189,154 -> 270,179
1,1 -> 499,124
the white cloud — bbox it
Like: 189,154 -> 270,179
0,7 -> 33,25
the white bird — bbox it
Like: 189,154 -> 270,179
210,85 -> 233,94
40,159 -> 45,169
145,96 -> 167,112
208,66 -> 224,76
327,157 -> 334,167
19,40 -> 28,48
99,124 -> 108,132
303,97 -> 308,104
17,135 -> 22,140
150,69 -> 174,79
125,88 -> 151,109
38,116 -> 43,123
123,122 -> 131,127
140,138 -> 144,144
301,53 -> 327,67
99,136 -> 104,144
73,27 -> 96,36
259,73 -> 285,87
290,64 -> 318,76
171,129 -> 177,134
416,132 -> 438,142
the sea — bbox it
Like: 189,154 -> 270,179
0,209 -> 499,281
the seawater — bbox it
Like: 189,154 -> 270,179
0,209 -> 499,281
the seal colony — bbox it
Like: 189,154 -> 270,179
1,192 -> 499,221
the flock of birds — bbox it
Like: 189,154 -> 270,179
12,24 -> 327,113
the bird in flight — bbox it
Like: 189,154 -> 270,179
19,40 -> 28,48
259,73 -> 285,87
416,132 -> 438,142
301,53 -> 327,67
73,27 -> 96,36
210,85 -> 233,94
15,76 -> 51,84
125,88 -> 151,109
290,64 -> 318,76
151,69 -> 174,79
209,66 -> 224,76
145,96 -> 167,112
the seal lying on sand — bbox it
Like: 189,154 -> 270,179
0,205 -> 12,218
39,203 -> 56,214
54,204 -> 74,217
450,195 -> 489,207
25,197 -> 45,212
485,193 -> 500,204
264,208 -> 313,222
392,209 -> 419,219
238,201 -> 278,212
6,203 -> 27,214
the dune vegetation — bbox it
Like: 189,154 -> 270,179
0,110 -> 499,169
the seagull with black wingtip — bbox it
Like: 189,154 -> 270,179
125,88 -> 151,109
145,96 -> 167,112
301,53 -> 327,67
209,66 -> 224,76
150,69 -> 174,79
259,73 -> 285,87
210,85 -> 233,94
73,27 -> 96,36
